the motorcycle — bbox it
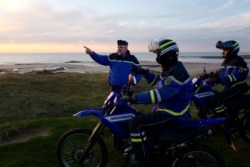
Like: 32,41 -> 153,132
57,74 -> 229,167
192,69 -> 250,144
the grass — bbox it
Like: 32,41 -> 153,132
0,71 -> 250,167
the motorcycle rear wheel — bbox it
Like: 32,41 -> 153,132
57,128 -> 108,167
172,144 -> 225,167
239,114 -> 250,144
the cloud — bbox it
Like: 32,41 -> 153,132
211,0 -> 235,12
200,12 -> 250,29
0,0 -> 249,52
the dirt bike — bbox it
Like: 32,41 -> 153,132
56,74 -> 229,167
192,70 -> 250,144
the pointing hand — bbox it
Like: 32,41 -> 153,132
84,46 -> 93,55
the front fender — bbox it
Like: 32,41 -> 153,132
73,108 -> 104,118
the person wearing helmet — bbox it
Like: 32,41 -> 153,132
206,40 -> 249,118
121,38 -> 193,167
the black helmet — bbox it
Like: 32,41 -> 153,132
148,38 -> 179,66
216,40 -> 240,57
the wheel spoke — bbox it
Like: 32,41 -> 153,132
57,129 -> 107,167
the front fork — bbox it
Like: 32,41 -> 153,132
78,121 -> 105,164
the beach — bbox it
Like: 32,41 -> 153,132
0,60 -> 230,75
1,52 -> 250,75
0,61 -> 221,75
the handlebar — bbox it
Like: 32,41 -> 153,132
192,75 -> 217,94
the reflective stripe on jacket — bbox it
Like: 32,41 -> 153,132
134,62 -> 193,119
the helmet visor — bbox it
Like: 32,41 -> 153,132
148,39 -> 160,52
216,41 -> 228,50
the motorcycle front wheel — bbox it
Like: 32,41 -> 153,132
172,144 -> 225,167
56,128 -> 108,167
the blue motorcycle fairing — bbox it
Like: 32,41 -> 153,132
101,106 -> 141,137
193,77 -> 215,90
73,91 -> 130,119
193,90 -> 216,107
194,91 -> 215,99
192,77 -> 218,108
73,108 -> 105,118
103,91 -> 119,108
114,96 -> 131,107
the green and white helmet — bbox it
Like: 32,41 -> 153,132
148,38 -> 179,65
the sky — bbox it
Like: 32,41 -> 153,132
0,0 -> 249,53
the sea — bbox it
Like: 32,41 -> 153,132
0,52 -> 250,65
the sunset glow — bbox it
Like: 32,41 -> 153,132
0,0 -> 250,53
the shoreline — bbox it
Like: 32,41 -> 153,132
0,61 -> 223,75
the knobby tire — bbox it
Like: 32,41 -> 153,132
56,128 -> 108,167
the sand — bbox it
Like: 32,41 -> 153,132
0,60 -> 244,75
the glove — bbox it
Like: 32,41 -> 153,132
121,84 -> 135,96
201,72 -> 212,80
205,76 -> 219,84
119,95 -> 131,101
131,65 -> 148,75
119,95 -> 136,103
201,73 -> 209,80
120,85 -> 136,103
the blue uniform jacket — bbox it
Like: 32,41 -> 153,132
133,62 -> 193,119
219,56 -> 249,88
91,52 -> 142,89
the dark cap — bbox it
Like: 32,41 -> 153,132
117,40 -> 128,46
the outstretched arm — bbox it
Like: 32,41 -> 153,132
84,46 -> 93,56
83,46 -> 110,65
